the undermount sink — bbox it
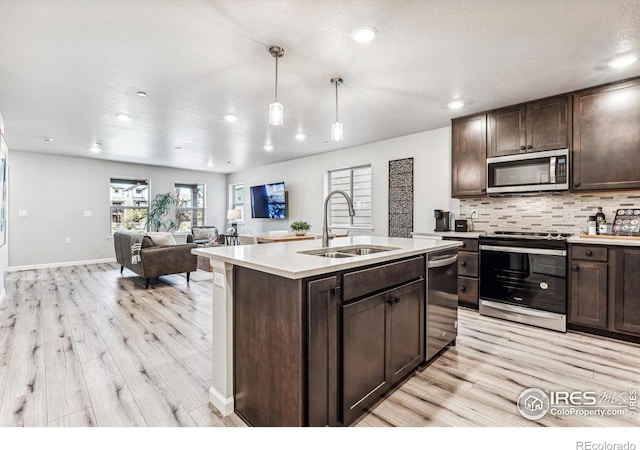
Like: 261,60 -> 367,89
299,245 -> 400,258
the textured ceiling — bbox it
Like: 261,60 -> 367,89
1,0 -> 639,173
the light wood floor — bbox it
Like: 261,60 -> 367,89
1,263 -> 639,427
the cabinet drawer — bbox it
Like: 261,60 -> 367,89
444,237 -> 478,252
458,276 -> 478,305
571,245 -> 608,262
343,256 -> 424,302
458,251 -> 478,277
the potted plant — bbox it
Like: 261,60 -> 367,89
147,192 -> 177,232
290,220 -> 311,236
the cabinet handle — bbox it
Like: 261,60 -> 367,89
387,296 -> 399,305
526,144 -> 532,149
461,261 -> 467,267
330,285 -> 342,295
520,145 -> 526,151
585,250 -> 593,256
481,188 -> 487,193
574,182 -> 581,188
459,286 -> 466,292
572,265 -> 578,271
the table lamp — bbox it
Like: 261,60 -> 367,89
227,209 -> 242,235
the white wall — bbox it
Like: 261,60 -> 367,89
226,126 -> 459,237
9,152 -> 227,268
0,112 -> 5,300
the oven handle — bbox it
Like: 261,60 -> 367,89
480,299 -> 565,320
427,254 -> 458,269
480,244 -> 566,257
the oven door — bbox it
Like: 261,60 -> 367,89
480,245 -> 567,314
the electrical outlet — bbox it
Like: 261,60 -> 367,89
84,211 -> 92,217
18,210 -> 28,217
214,272 -> 225,288
471,210 -> 479,219
65,238 -> 71,244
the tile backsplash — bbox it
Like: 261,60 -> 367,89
459,191 -> 640,235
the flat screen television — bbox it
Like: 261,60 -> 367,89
250,181 -> 286,219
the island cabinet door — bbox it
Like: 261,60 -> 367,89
386,279 -> 425,385
342,294 -> 387,425
306,276 -> 339,427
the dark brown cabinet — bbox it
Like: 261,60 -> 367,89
444,237 -> 479,309
451,114 -> 487,198
569,260 -> 608,329
233,255 -> 428,427
342,279 -> 424,424
569,244 -> 640,343
307,276 -> 339,427
614,248 -> 640,335
488,95 -> 568,157
572,78 -> 640,191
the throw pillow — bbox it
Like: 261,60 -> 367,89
145,232 -> 176,246
193,228 -> 212,241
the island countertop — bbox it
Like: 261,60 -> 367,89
193,235 -> 461,279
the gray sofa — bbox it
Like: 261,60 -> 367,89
114,230 -> 198,288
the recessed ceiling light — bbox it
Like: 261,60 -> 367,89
608,54 -> 638,68
207,161 -> 214,167
224,114 -> 238,122
175,146 -> 183,151
116,112 -> 131,122
448,100 -> 465,109
294,133 -> 306,141
137,91 -> 148,97
42,137 -> 54,142
351,26 -> 377,43
90,144 -> 102,154
264,144 -> 274,151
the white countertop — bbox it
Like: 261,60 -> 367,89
568,235 -> 640,246
412,231 -> 486,239
193,235 -> 461,279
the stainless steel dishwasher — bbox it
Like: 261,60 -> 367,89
426,249 -> 459,360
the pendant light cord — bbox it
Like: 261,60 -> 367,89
274,55 -> 279,102
335,81 -> 339,122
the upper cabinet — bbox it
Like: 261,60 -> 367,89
488,95 -> 569,157
451,114 -> 487,198
572,78 -> 640,191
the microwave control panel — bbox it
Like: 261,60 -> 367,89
556,157 -> 567,184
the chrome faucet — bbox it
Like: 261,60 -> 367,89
322,190 -> 356,247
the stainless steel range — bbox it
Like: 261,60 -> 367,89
479,231 -> 570,332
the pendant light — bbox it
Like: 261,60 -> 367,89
330,77 -> 344,141
268,46 -> 285,126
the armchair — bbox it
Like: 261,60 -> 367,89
114,230 -> 198,288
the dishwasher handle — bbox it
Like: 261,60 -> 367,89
427,254 -> 458,269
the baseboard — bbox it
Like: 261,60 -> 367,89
7,257 -> 117,272
209,387 -> 234,417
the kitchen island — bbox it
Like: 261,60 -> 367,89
193,235 -> 461,426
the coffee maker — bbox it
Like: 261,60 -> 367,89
434,210 -> 451,232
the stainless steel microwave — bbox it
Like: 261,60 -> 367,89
486,148 -> 569,194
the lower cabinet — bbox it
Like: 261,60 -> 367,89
569,260 -> 608,329
614,248 -> 640,335
568,245 -> 640,341
342,279 -> 424,425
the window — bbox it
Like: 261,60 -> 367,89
174,183 -> 205,232
230,183 -> 245,220
327,165 -> 372,228
110,178 -> 149,234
